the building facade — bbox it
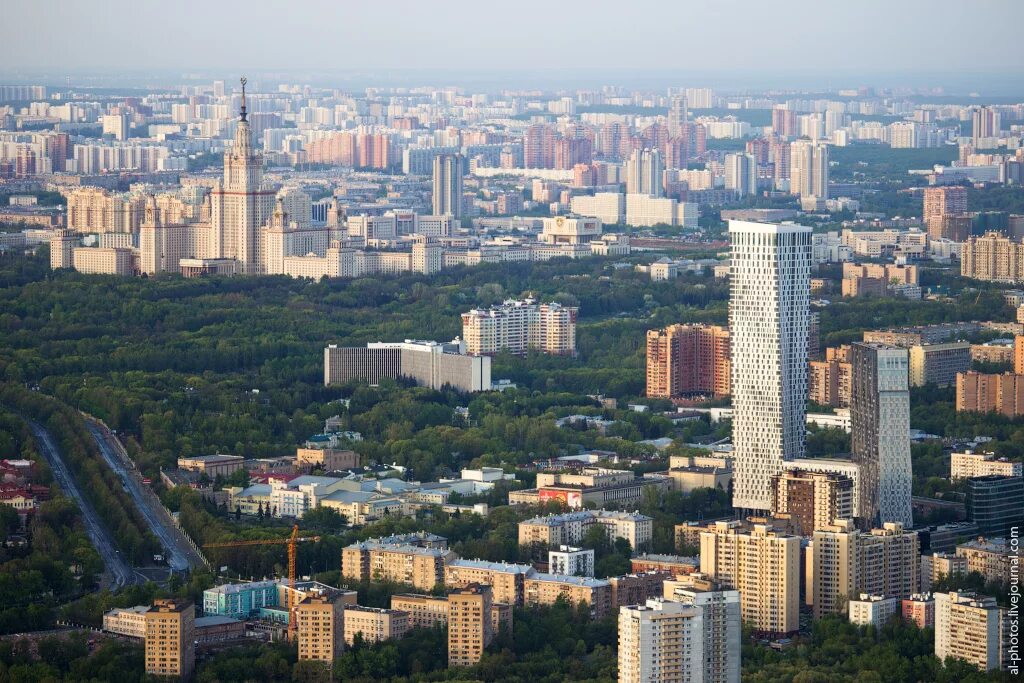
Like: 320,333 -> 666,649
645,324 -> 731,399
729,220 -> 811,513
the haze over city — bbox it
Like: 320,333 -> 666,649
0,1 -> 1021,681
3,0 -> 1024,92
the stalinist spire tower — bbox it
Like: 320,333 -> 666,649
211,76 -> 276,273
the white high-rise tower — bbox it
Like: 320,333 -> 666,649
729,220 -> 811,512
211,76 -> 276,273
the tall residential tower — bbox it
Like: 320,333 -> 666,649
729,220 -> 811,512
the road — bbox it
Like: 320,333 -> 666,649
83,418 -> 207,573
27,420 -> 139,589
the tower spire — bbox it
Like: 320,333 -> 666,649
239,76 -> 248,122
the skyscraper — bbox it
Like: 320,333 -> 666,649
724,153 -> 757,197
729,220 -> 811,512
849,342 -> 913,527
972,107 -> 1001,148
789,140 -> 829,200
667,95 -> 688,138
432,153 -> 465,218
625,148 -> 663,197
210,77 -> 276,274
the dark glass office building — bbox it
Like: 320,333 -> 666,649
965,475 -> 1024,537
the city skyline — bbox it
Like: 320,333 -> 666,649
2,1 -> 1024,94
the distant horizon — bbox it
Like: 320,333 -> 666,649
1,67 -> 1022,99
3,0 -> 1023,96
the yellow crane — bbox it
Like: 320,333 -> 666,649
203,524 -> 320,639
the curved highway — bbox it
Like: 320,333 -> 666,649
83,418 -> 207,573
27,420 -> 138,589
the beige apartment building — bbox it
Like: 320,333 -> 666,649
103,606 -> 149,639
950,451 -> 1024,479
296,591 -> 345,663
921,552 -> 967,591
461,298 -> 578,356
810,521 -> 920,618
72,246 -> 135,275
517,508 -> 654,551
342,605 -> 410,645
444,559 -> 534,606
341,541 -> 454,591
295,447 -> 359,472
389,593 -> 513,635
699,521 -> 801,635
523,573 -> 612,618
618,600 -> 704,683
390,593 -> 450,628
448,584 -> 494,667
961,231 -> 1024,283
935,591 -> 1005,671
144,599 -> 195,679
956,538 -> 1016,585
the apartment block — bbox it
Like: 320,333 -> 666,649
908,343 -> 971,388
608,572 -> 673,609
950,451 -> 1023,479
935,591 -> 1005,671
699,521 -> 801,635
902,593 -> 935,629
956,537 -> 1017,586
921,552 -> 967,591
662,573 -> 742,683
524,573 -> 612,617
956,372 -> 1024,417
390,593 -> 450,628
809,346 -> 852,408
961,232 -> 1024,284
548,545 -> 595,577
144,599 -> 195,679
448,584 -> 494,667
810,521 -> 920,618
343,605 -> 409,645
103,606 -> 149,639
630,553 -> 699,575
618,600 -> 705,683
848,594 -> 899,627
296,591 -> 345,663
645,323 -> 731,399
461,298 -> 578,356
770,468 -> 855,535
518,509 -> 654,551
444,559 -> 534,606
341,541 -> 454,591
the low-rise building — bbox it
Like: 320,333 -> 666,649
848,594 -> 899,627
902,593 -> 935,629
177,454 -> 246,478
103,606 -> 149,639
523,573 -> 612,618
548,545 -> 595,577
343,605 -> 410,645
630,554 -> 699,576
950,451 -> 1023,479
956,537 -> 1017,586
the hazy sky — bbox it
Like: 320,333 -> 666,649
4,0 -> 1024,91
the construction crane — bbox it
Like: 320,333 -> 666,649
203,525 -> 320,639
